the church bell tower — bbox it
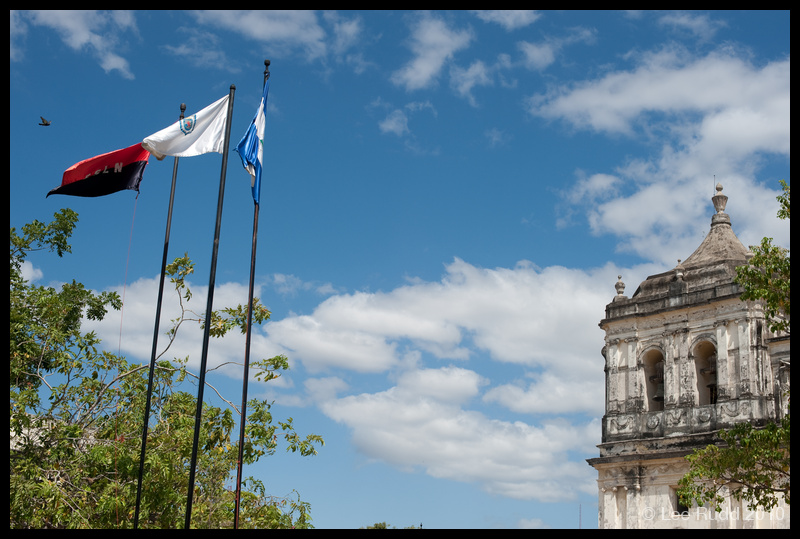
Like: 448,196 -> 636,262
587,185 -> 790,529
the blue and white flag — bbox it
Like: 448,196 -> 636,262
235,79 -> 269,204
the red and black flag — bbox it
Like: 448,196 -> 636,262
47,143 -> 150,198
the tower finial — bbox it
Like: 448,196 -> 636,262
675,259 -> 685,280
710,182 -> 731,227
615,275 -> 626,298
712,183 -> 727,214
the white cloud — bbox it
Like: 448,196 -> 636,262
397,366 -> 487,405
518,27 -> 596,72
472,10 -> 542,31
657,11 -> 727,41
191,10 -> 327,61
568,172 -> 622,205
20,260 -> 43,283
303,376 -> 349,405
18,10 -> 136,79
450,60 -> 492,107
259,257 -> 645,390
323,11 -> 373,74
518,41 -> 557,71
447,53 -> 515,106
265,314 -> 399,373
485,127 -> 510,148
528,46 -> 788,138
518,517 -> 549,529
10,10 -> 28,62
271,273 -> 338,297
189,10 -> 375,74
272,273 -> 308,296
322,366 -> 599,501
391,15 -> 473,91
81,275 -> 287,385
530,46 -> 790,264
379,109 -> 410,137
324,11 -> 362,56
162,27 -> 239,72
378,101 -> 437,137
484,371 -> 604,416
404,100 -> 437,116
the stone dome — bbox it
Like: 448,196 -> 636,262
631,184 -> 750,300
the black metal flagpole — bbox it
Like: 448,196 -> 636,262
134,102 -> 185,529
184,84 -> 236,529
233,59 -> 270,529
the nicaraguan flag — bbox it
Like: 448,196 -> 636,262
143,95 -> 230,160
235,79 -> 269,204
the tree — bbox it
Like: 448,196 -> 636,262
10,208 -> 121,389
10,211 -> 324,528
361,522 -> 421,529
678,180 -> 790,513
677,416 -> 790,512
735,179 -> 790,334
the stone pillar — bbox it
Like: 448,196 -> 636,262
715,321 -> 730,401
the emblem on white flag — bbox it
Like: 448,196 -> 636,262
180,115 -> 196,135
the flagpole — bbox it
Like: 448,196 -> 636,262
185,84 -> 236,529
134,102 -> 185,530
234,59 -> 270,529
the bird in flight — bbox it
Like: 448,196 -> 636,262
39,116 -> 51,126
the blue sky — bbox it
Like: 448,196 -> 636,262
10,10 -> 789,529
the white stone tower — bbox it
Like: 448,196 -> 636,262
587,185 -> 790,529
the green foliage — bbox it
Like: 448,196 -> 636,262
163,253 -> 273,341
10,207 -> 78,262
9,211 -> 324,528
361,522 -> 421,529
735,179 -> 790,334
677,414 -> 790,512
10,209 -> 122,388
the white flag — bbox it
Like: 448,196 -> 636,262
143,95 -> 229,160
